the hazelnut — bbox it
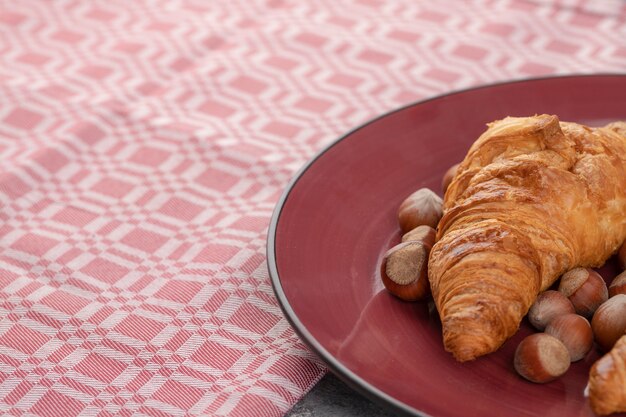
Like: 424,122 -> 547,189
528,290 -> 575,331
397,188 -> 443,233
545,314 -> 593,362
558,268 -> 608,318
514,333 -> 570,383
609,271 -> 626,297
401,225 -> 436,247
618,241 -> 626,270
380,241 -> 430,302
441,163 -> 460,194
591,294 -> 626,352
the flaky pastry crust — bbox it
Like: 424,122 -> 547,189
589,335 -> 626,415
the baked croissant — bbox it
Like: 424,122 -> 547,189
428,115 -> 626,362
588,335 -> 626,415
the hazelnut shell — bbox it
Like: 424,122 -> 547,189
514,333 -> 570,383
609,271 -> 626,298
545,314 -> 593,362
528,290 -> 575,331
558,268 -> 608,318
397,188 -> 443,233
591,294 -> 626,352
401,225 -> 436,247
380,241 -> 430,302
442,163 -> 460,194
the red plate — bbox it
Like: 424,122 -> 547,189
268,74 -> 626,417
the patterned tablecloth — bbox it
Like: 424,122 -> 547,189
0,0 -> 624,416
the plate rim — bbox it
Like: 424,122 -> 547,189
266,73 -> 626,417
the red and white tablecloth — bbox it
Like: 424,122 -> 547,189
0,0 -> 624,416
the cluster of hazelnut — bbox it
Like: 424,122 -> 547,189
515,260 -> 626,383
379,164 -> 457,301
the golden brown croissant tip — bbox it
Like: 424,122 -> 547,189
448,344 -> 479,362
442,316 -> 506,362
444,333 -> 495,362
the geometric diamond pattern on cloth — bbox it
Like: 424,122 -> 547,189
0,0 -> 625,416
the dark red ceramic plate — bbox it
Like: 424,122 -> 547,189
267,74 -> 626,417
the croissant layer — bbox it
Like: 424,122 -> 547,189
589,335 -> 626,415
429,115 -> 626,362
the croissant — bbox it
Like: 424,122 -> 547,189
588,335 -> 626,415
428,115 -> 626,362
